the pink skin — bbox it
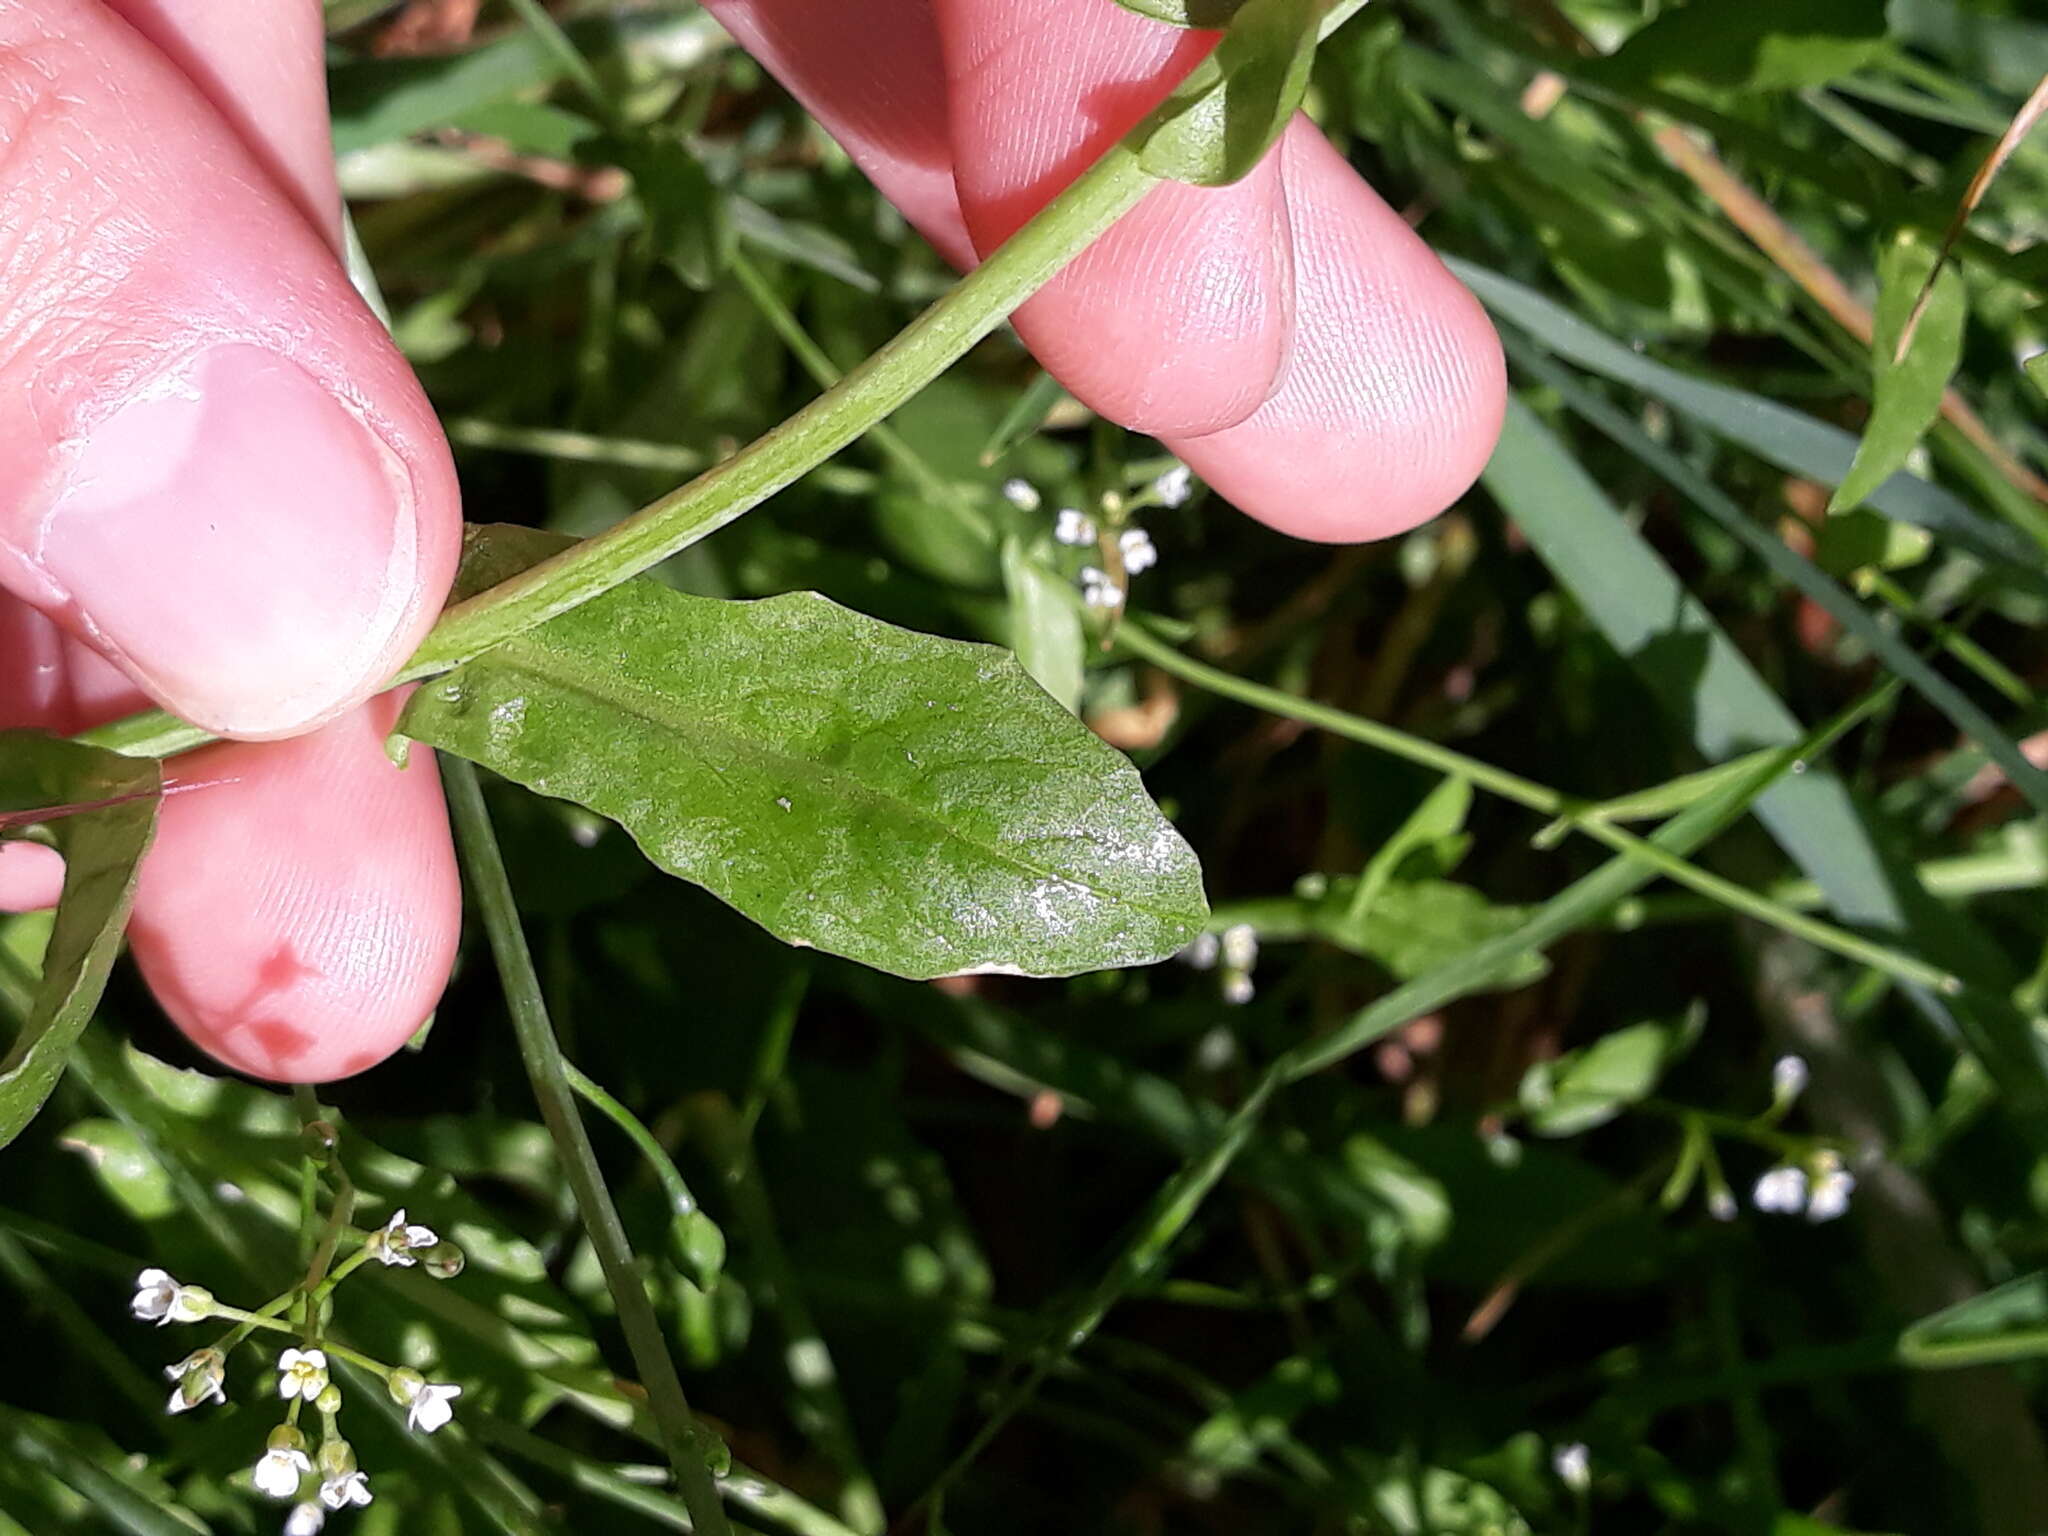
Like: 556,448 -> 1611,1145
0,0 -> 1504,1082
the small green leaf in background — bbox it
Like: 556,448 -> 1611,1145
2025,350 -> 2048,400
1813,508 -> 1934,578
1831,232 -> 1968,514
1000,537 -> 1087,714
608,128 -> 736,290
1898,1271 -> 2048,1369
404,528 -> 1207,980
1111,0 -> 1244,25
1597,0 -> 1890,92
1518,1006 -> 1706,1138
1140,0 -> 1320,186
0,734 -> 158,1150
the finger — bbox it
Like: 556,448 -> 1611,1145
97,0 -> 342,242
703,0 -> 1503,538
933,0 -> 1292,437
0,591 -> 460,1082
0,0 -> 460,739
1167,122 -> 1506,542
702,0 -> 976,265
125,691 -> 461,1084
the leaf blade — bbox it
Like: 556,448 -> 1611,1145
0,734 -> 159,1149
404,528 -> 1206,980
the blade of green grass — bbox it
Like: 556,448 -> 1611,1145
1487,382 -> 2048,1136
1450,258 -> 2048,571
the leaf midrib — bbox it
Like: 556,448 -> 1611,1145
452,636 -> 1198,937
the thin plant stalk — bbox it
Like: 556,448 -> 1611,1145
443,756 -> 734,1536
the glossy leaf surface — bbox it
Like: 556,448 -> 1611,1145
405,529 -> 1207,980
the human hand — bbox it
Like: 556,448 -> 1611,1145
0,0 -> 1504,1085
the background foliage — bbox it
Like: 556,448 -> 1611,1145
5,0 -> 2048,1531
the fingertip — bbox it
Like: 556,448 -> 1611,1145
0,842 -> 65,914
1169,121 -> 1507,543
127,695 -> 460,1083
939,0 -> 1293,437
35,345 -> 460,740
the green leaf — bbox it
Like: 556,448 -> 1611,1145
0,734 -> 158,1150
1347,775 -> 1472,925
1447,259 -> 2036,579
607,128 -> 736,291
1518,1007 -> 1704,1138
1140,0 -> 1320,186
404,528 -> 1207,980
1111,0 -> 1246,24
1001,537 -> 1086,713
1831,232 -> 1968,513
1597,0 -> 1890,92
1899,1271 -> 2048,1369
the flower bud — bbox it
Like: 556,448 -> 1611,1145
314,1384 -> 343,1415
420,1241 -> 466,1280
317,1437 -> 358,1479
268,1424 -> 309,1456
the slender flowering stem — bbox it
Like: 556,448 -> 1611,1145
443,756 -> 735,1536
1113,619 -> 1961,996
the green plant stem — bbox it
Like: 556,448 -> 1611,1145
442,756 -> 734,1536
79,143 -> 1155,763
561,1059 -> 709,1232
76,1 -> 1376,764
1114,619 -> 1960,995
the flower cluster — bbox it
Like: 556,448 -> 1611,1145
1006,462 -> 1193,616
128,1204 -> 468,1533
1753,1149 -> 1856,1222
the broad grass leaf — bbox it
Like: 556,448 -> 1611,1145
1449,259 -> 2036,578
1140,0 -> 1320,186
1831,233 -> 1968,514
405,527 -> 1207,980
1484,396 -> 2048,1136
0,734 -> 158,1150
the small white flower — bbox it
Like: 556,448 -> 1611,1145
1054,508 -> 1097,547
1706,1186 -> 1737,1222
1553,1442 -> 1590,1491
132,1268 -> 212,1326
388,1368 -> 462,1434
1771,1054 -> 1809,1102
276,1348 -> 329,1401
164,1348 -> 226,1414
318,1471 -> 372,1511
284,1503 -> 326,1536
131,1268 -> 178,1323
1180,932 -> 1221,970
1154,463 -> 1194,508
1001,478 -> 1041,512
253,1444 -> 313,1500
1805,1151 -> 1855,1223
1118,527 -> 1157,575
1222,974 -> 1255,1006
1079,566 -> 1123,609
1752,1165 -> 1808,1214
368,1208 -> 439,1268
1220,923 -> 1259,973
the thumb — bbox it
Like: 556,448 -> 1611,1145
0,0 -> 460,740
